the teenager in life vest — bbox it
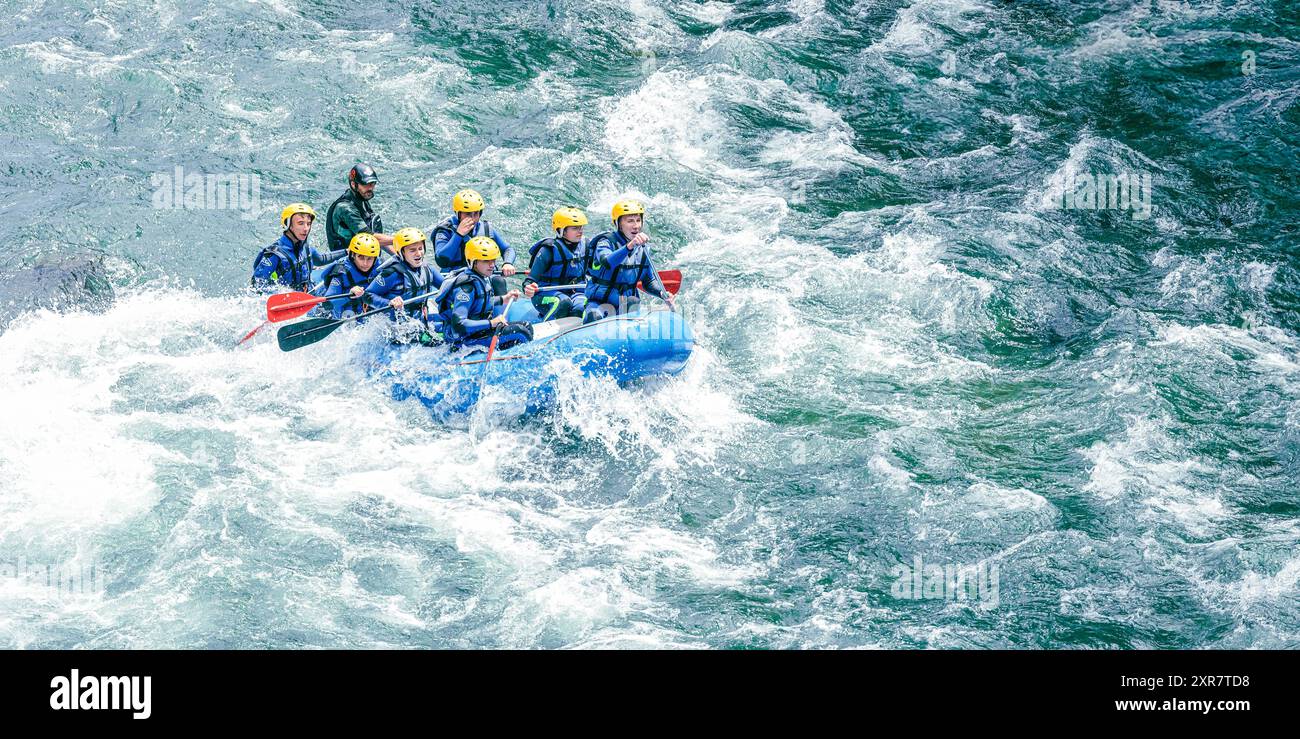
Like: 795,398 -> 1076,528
581,199 -> 674,324
365,227 -> 444,342
317,233 -> 382,319
436,236 -> 533,351
522,207 -> 590,321
430,188 -> 516,296
250,203 -> 342,292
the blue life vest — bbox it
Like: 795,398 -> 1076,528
369,257 -> 441,320
526,237 -> 586,287
435,269 -> 495,343
432,215 -> 496,271
319,256 -> 378,317
584,231 -> 654,305
251,233 -> 313,291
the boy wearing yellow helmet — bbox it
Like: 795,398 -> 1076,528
581,199 -> 674,323
317,233 -> 383,319
364,228 -> 445,332
521,207 -> 590,321
430,188 -> 517,296
251,203 -> 344,292
435,236 -> 532,351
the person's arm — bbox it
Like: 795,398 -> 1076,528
364,270 -> 397,310
311,247 -> 348,267
597,241 -> 631,270
490,290 -> 524,323
489,225 -> 516,267
444,289 -> 493,336
363,212 -> 395,252
638,250 -> 667,300
250,251 -> 283,288
525,243 -> 553,286
434,227 -> 466,268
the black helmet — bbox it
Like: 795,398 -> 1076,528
349,163 -> 378,186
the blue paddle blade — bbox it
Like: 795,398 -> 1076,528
276,317 -> 346,352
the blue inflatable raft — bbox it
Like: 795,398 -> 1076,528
366,304 -> 694,419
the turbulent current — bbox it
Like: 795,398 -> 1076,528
1,0 -> 1297,648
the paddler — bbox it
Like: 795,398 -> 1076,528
250,202 -> 343,292
435,236 -> 533,351
365,227 -> 444,342
430,188 -> 517,296
521,207 -> 590,321
581,199 -> 674,324
317,233 -> 382,319
325,163 -> 395,256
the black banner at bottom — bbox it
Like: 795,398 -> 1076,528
0,649 -> 1286,726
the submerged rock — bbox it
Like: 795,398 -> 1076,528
0,253 -> 116,326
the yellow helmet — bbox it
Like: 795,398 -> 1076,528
392,227 -> 427,252
552,207 -> 589,232
610,199 -> 645,225
280,203 -> 317,229
452,189 -> 485,213
464,235 -> 500,263
348,233 -> 381,258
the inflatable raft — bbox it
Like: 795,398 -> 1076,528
367,304 -> 694,419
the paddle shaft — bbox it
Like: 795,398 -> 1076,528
485,294 -> 518,363
276,288 -> 440,352
236,320 -> 269,346
476,294 -> 518,395
324,290 -> 433,328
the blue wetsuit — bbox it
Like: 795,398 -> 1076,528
431,214 -> 516,272
430,214 -> 515,297
364,257 -> 445,338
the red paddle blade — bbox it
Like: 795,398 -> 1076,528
659,269 -> 682,295
266,291 -> 327,322
637,269 -> 682,296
